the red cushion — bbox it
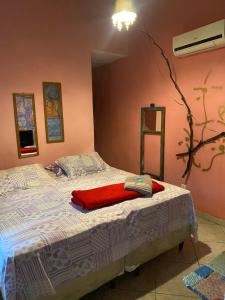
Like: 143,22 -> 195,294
71,180 -> 164,210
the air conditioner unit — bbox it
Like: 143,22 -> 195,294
173,19 -> 225,57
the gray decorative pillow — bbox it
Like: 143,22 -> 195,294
124,175 -> 152,196
45,163 -> 66,177
0,164 -> 56,192
56,152 -> 107,178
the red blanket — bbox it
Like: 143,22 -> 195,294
71,181 -> 164,210
20,147 -> 37,154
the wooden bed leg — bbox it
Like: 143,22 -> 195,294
109,279 -> 116,289
179,241 -> 184,251
134,267 -> 140,277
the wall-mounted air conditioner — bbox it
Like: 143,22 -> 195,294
173,19 -> 225,57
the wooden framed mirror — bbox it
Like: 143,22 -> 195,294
140,104 -> 166,181
13,93 -> 39,158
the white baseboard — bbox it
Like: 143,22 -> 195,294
197,210 -> 225,227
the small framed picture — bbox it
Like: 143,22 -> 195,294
43,82 -> 64,143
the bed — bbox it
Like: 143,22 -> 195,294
0,164 -> 197,300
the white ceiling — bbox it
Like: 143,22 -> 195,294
91,50 -> 127,68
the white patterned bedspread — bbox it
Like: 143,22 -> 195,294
0,168 -> 197,300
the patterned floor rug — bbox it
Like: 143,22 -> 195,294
183,251 -> 225,300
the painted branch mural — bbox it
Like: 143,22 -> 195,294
177,84 -> 225,173
137,28 -> 225,182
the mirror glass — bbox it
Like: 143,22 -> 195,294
144,110 -> 162,132
13,93 -> 39,158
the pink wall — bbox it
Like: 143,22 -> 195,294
93,0 -> 225,219
0,0 -> 127,169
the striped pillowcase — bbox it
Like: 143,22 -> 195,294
56,152 -> 107,178
124,175 -> 152,196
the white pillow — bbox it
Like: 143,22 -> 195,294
56,152 -> 107,178
0,164 -> 56,194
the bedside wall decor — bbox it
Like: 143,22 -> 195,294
177,82 -> 225,172
43,82 -> 64,143
140,104 -> 166,181
136,28 -> 225,182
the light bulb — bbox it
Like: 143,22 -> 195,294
112,1 -> 137,31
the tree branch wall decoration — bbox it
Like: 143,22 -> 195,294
136,28 -> 225,182
177,85 -> 225,173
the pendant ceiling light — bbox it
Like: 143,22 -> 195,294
112,0 -> 137,31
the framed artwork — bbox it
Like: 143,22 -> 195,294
43,82 -> 64,143
13,93 -> 39,158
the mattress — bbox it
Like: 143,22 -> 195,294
0,168 -> 197,300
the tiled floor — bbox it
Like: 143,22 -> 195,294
82,216 -> 225,300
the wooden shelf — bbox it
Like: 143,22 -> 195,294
140,106 -> 165,181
